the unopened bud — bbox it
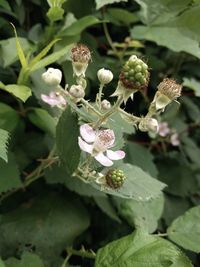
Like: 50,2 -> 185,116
101,100 -> 111,110
42,68 -> 62,86
139,118 -> 159,133
71,44 -> 91,77
69,85 -> 85,99
97,68 -> 113,85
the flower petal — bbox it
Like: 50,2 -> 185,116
95,152 -> 113,167
78,137 -> 93,153
41,94 -> 58,107
80,124 -> 96,143
106,150 -> 125,160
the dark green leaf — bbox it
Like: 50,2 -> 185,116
0,128 -> 9,162
0,103 -> 20,132
56,107 -> 80,175
0,82 -> 32,102
95,0 -> 128,10
5,252 -> 44,267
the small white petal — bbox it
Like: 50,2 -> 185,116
78,137 -> 93,153
80,124 -> 96,143
106,150 -> 125,160
95,152 -> 113,166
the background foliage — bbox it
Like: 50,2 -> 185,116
0,0 -> 200,266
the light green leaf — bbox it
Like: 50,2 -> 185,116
95,229 -> 192,267
0,0 -> 11,11
0,128 -> 9,162
183,77 -> 200,97
10,23 -> 27,68
0,193 -> 90,266
125,142 -> 158,178
47,6 -> 64,22
132,26 -> 200,59
30,45 -> 73,72
0,259 -> 5,267
0,83 -> 32,102
28,108 -> 56,137
107,8 -> 139,25
60,15 -> 101,36
0,102 -> 20,132
114,193 -> 164,233
56,107 -> 80,175
29,38 -> 61,67
95,0 -> 128,10
0,153 -> 22,195
92,163 -> 166,200
0,37 -> 30,67
5,252 -> 44,267
167,205 -> 200,253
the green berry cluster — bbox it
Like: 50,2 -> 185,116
106,169 -> 126,189
119,55 -> 149,90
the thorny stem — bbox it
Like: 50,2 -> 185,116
66,247 -> 96,259
118,107 -> 141,124
80,98 -> 102,116
61,252 -> 72,267
96,83 -> 104,109
0,146 -> 57,203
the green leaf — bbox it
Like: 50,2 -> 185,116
29,39 -> 61,68
92,163 -> 166,200
10,23 -> 27,68
5,252 -> 44,267
157,157 -> 198,196
0,37 -> 30,67
125,142 -> 158,178
47,6 -> 65,22
107,8 -> 139,25
94,195 -> 121,223
167,205 -> 200,253
0,83 -> 32,102
0,0 -> 11,11
181,136 -> 200,165
0,128 -> 9,162
0,258 -> 5,267
132,26 -> 200,59
95,0 -> 128,10
0,102 -> 20,132
0,153 -> 22,195
95,229 -> 192,267
183,77 -> 200,97
0,193 -> 90,266
30,45 -> 73,72
28,108 -> 56,137
114,193 -> 164,233
60,15 -> 101,37
56,107 -> 80,175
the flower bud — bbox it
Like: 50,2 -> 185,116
71,44 -> 91,77
97,68 -> 113,84
69,85 -> 85,99
153,78 -> 182,110
106,169 -> 126,189
42,68 -> 62,86
139,118 -> 159,133
101,99 -> 111,110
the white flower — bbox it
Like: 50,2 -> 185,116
69,85 -> 85,99
139,118 -> 159,133
101,99 -> 111,110
158,122 -> 170,137
78,124 -> 125,167
42,68 -> 62,86
97,68 -> 113,85
41,91 -> 66,108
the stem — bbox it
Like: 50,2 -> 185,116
80,98 -> 102,116
154,233 -> 168,237
118,107 -> 141,124
61,253 -> 72,267
96,83 -> 104,109
66,247 -> 96,259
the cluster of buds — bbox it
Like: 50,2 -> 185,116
40,43 -> 183,190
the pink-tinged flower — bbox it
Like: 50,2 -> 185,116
78,124 -> 125,167
41,92 -> 66,108
158,122 -> 170,137
170,133 -> 180,146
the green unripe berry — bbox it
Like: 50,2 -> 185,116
106,169 -> 126,189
